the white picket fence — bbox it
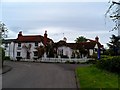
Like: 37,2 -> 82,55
20,57 -> 91,63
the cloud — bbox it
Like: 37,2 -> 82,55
2,2 -> 115,48
2,0 -> 108,2
2,2 -> 107,32
7,29 -> 18,38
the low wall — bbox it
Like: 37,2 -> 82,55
19,57 -> 92,63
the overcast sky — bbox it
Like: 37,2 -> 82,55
1,0 -> 119,48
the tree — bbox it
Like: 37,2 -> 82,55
36,46 -> 45,58
105,1 -> 120,35
107,34 -> 120,56
46,41 -> 54,58
75,36 -> 87,43
2,48 -> 5,67
0,21 -> 8,66
0,21 -> 8,39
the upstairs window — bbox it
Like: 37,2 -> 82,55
18,43 -> 21,47
35,42 -> 38,47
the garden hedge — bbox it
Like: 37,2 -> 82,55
96,56 -> 120,74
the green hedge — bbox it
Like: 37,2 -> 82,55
16,57 -> 22,61
96,56 -> 120,74
4,56 -> 10,60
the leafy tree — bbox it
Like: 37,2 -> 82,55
36,46 -> 45,58
0,47 -> 5,67
0,21 -> 8,39
107,34 -> 120,56
46,42 -> 54,58
105,1 -> 120,33
75,36 -> 87,43
0,21 -> 8,67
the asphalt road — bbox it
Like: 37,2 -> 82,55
2,61 -> 88,88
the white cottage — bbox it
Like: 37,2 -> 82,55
54,36 -> 104,58
2,31 -> 53,60
2,31 -> 104,60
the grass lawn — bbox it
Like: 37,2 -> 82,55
76,65 -> 119,88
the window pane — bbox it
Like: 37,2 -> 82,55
35,42 -> 38,46
18,43 -> 21,47
17,52 -> 21,56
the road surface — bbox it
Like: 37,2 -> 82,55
2,61 -> 88,88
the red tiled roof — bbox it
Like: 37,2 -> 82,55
17,35 -> 53,43
17,35 -> 43,42
81,41 -> 103,49
55,40 -> 104,49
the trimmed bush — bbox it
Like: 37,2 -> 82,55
4,56 -> 10,60
16,57 -> 22,61
33,57 -> 38,60
91,53 -> 98,59
65,60 -> 70,63
86,59 -> 97,64
70,61 -> 76,64
96,56 -> 120,73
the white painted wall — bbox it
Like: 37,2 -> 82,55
8,42 -> 45,60
57,46 -> 72,58
89,49 -> 93,56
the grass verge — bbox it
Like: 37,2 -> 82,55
76,65 -> 119,88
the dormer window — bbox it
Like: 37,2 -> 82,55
18,43 -> 21,47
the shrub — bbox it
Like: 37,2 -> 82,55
16,57 -> 22,61
4,56 -> 10,60
65,60 -> 70,64
96,56 -> 120,74
86,59 -> 97,64
2,48 -> 5,67
33,57 -> 38,60
91,53 -> 98,59
100,55 -> 113,60
70,61 -> 76,64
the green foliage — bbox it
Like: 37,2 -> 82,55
107,35 -> 120,56
2,48 -> 5,60
103,49 -> 114,56
36,46 -> 45,58
46,43 -> 54,58
0,21 -> 8,39
100,55 -> 113,60
4,56 -> 10,60
76,66 -> 118,88
75,36 -> 87,43
2,48 -> 5,67
65,60 -> 76,64
86,60 -> 97,64
96,56 -> 120,73
91,53 -> 98,59
65,60 -> 70,64
16,57 -> 22,61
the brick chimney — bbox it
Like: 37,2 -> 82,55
44,30 -> 47,46
18,31 -> 22,38
95,36 -> 99,42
